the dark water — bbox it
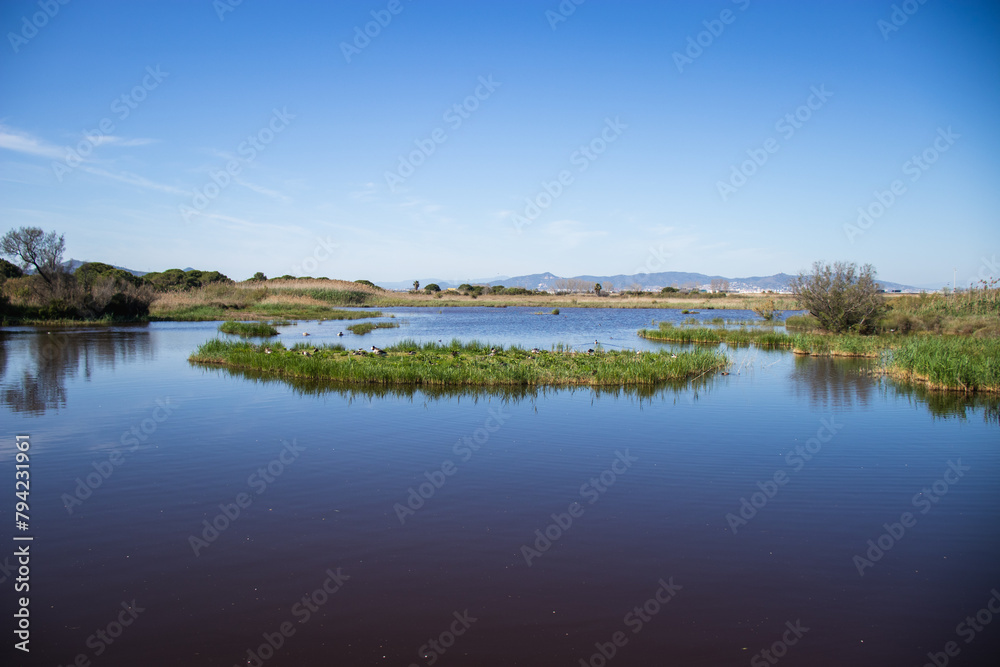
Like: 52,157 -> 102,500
1,310 -> 998,667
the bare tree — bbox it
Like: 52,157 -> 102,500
710,278 -> 730,293
790,261 -> 886,333
1,226 -> 66,286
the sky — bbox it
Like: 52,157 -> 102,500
1,0 -> 998,287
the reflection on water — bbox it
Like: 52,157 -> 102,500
193,362 -> 721,404
0,326 -> 153,414
789,354 -> 877,410
2,320 -> 998,666
892,379 -> 1000,425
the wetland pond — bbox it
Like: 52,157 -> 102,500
1,307 -> 998,666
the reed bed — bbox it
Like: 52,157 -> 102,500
885,337 -> 1000,393
346,321 -> 401,335
638,323 -> 998,392
218,321 -> 279,337
638,323 -> 792,348
190,339 -> 730,387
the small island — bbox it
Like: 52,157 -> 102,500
190,339 -> 728,387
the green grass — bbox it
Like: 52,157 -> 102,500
346,321 -> 401,335
885,336 -> 1000,393
190,338 -> 730,387
638,323 -> 998,393
279,288 -> 373,306
219,321 -> 279,337
638,323 -> 793,348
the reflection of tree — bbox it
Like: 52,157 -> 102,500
0,327 -> 153,414
788,353 -> 999,424
790,355 -> 876,410
892,381 -> 1000,426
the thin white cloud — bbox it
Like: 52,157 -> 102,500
0,124 -> 63,159
78,166 -> 188,196
234,177 -> 291,202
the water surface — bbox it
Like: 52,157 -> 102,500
1,311 -> 998,666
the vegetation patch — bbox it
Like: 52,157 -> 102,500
346,321 -> 401,335
190,339 -> 729,387
219,321 -> 279,337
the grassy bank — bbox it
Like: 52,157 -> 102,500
886,337 -> 1000,392
190,339 -> 729,387
638,322 -> 998,392
149,280 -> 383,320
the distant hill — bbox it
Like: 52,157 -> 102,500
50,259 -> 149,277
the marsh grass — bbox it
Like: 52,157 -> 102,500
346,321 -> 401,335
639,323 -> 792,348
218,321 -> 279,337
190,338 -> 729,387
884,337 -> 1000,393
639,323 -> 998,392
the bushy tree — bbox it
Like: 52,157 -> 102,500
424,283 -> 441,292
791,261 -> 886,334
249,272 -> 267,282
1,258 -> 23,279
1,226 -> 66,286
75,262 -> 143,289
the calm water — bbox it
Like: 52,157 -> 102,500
1,309 -> 998,667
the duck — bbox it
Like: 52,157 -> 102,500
370,346 -> 385,355
337,331 -> 344,337
302,332 -> 310,337
264,347 -> 272,354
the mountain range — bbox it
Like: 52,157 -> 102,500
376,271 -> 923,293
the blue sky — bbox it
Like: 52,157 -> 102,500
1,0 -> 998,286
